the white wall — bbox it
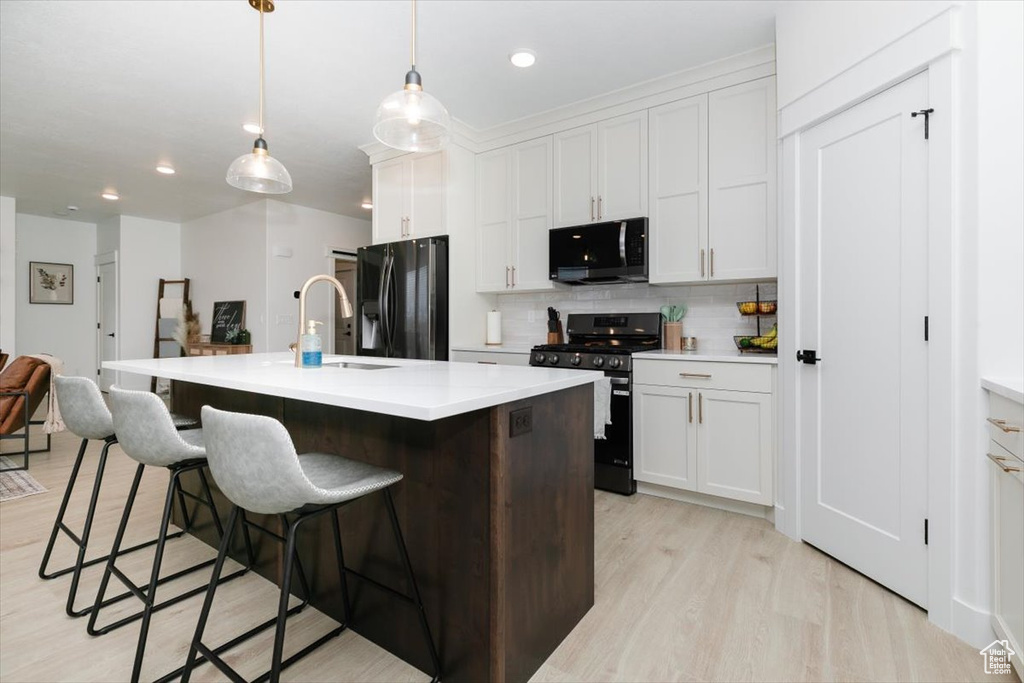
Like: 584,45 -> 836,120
0,196 -> 16,355
14,214 -> 97,377
775,0 -> 955,108
181,201 -> 269,351
264,200 -> 370,353
117,216 -> 181,389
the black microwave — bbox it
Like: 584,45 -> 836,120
549,217 -> 648,285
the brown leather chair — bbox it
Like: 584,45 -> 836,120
0,351 -> 9,372
0,356 -> 53,471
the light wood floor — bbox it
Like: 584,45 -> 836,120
0,431 -> 1014,683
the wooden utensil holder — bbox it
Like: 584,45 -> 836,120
547,320 -> 564,345
663,322 -> 682,351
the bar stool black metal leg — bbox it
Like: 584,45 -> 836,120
129,467 -> 185,683
269,517 -> 302,683
38,437 -> 88,580
63,439 -> 113,617
384,488 -> 442,682
197,468 -> 225,538
329,511 -> 352,626
180,505 -> 240,683
87,462 -> 145,636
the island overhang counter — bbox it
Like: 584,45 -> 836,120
104,352 -> 601,683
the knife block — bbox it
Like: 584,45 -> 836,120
547,320 -> 564,345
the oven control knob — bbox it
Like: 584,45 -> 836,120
592,356 -> 605,368
547,354 -> 560,365
608,357 -> 622,369
570,354 -> 582,366
533,352 -> 547,364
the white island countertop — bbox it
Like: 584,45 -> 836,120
105,352 -> 602,422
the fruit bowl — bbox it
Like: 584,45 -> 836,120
736,302 -> 758,315
758,300 -> 777,314
734,325 -> 779,353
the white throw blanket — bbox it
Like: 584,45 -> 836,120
159,297 -> 183,319
27,354 -> 65,434
594,376 -> 612,439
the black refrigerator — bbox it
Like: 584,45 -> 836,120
356,236 -> 449,360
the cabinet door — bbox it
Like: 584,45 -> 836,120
991,445 -> 1024,672
634,385 -> 698,490
597,111 -> 648,222
476,148 -> 512,293
553,125 -> 598,227
708,77 -> 777,280
373,157 -> 406,244
697,389 -> 772,505
511,136 -> 554,291
409,151 -> 446,238
648,95 -> 707,284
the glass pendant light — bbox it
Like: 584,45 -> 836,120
373,0 -> 451,153
227,0 -> 292,194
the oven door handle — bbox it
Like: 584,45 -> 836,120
609,377 -> 629,385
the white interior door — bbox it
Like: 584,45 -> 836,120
798,72 -> 929,607
96,260 -> 117,391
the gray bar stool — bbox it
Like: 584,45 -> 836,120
86,386 -> 252,683
178,406 -> 441,683
39,376 -> 192,617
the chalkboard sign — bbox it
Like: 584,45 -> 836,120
210,301 -> 246,343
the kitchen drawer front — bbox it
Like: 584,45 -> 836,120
633,359 -> 772,393
988,393 -> 1024,461
450,350 -> 530,367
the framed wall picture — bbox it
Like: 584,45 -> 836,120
210,301 -> 246,343
29,261 -> 74,304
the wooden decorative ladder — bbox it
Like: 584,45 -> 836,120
151,278 -> 191,392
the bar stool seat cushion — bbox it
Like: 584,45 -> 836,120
201,406 -> 403,515
53,376 -> 114,440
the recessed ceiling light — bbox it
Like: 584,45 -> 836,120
361,202 -> 373,210
242,122 -> 263,135
156,165 -> 176,175
509,49 -> 536,68
67,205 -> 79,212
101,192 -> 120,201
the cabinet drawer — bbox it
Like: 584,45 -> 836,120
634,359 -> 772,393
988,393 -> 1024,461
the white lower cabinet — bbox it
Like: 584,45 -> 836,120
634,358 -> 775,507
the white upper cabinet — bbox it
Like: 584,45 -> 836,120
598,111 -> 648,222
477,136 -> 555,293
553,111 -> 648,228
372,151 -> 446,244
553,125 -> 597,227
708,77 -> 777,280
648,94 -> 708,284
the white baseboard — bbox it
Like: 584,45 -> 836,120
636,482 -> 773,520
951,597 -> 995,650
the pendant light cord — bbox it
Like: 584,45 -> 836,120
259,1 -> 265,134
410,0 -> 416,70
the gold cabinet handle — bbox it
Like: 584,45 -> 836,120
505,266 -> 510,288
700,249 -> 705,277
680,372 -> 712,379
698,393 -> 703,424
511,265 -> 516,287
710,248 -> 715,277
590,197 -> 595,221
988,452 -> 1022,473
688,392 -> 693,423
597,196 -> 603,220
477,361 -> 497,365
987,417 -> 1022,433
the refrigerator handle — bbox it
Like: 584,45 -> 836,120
427,240 -> 437,359
385,248 -> 398,356
377,247 -> 388,353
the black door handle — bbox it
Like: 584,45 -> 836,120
106,333 -> 115,338
796,349 -> 820,365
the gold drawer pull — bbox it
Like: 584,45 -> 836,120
987,417 -> 1022,433
988,452 -> 1022,473
679,372 -> 712,379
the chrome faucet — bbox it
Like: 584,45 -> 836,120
295,274 -> 354,367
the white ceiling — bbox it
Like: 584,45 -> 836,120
0,0 -> 777,225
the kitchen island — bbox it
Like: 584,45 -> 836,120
105,353 -> 600,683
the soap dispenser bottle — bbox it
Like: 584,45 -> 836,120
300,320 -> 323,368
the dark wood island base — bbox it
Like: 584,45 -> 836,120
171,380 -> 595,683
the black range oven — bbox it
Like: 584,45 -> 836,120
530,312 -> 662,495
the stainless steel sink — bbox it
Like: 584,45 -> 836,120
322,361 -> 397,371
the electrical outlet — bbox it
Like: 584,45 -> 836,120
510,406 -> 533,437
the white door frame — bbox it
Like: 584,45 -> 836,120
94,250 -> 119,389
776,9 -> 959,640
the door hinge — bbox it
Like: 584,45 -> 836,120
96,368 -> 100,376
924,316 -> 929,341
911,108 -> 934,140
97,276 -> 101,283
924,518 -> 929,545
97,322 -> 101,330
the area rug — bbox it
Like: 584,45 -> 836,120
0,457 -> 48,502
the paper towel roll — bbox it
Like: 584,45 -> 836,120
486,310 -> 502,345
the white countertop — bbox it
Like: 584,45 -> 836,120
105,353 -> 602,422
982,377 -> 1024,404
633,350 -> 779,365
451,344 -> 535,355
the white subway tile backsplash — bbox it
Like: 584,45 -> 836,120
497,280 -> 777,353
